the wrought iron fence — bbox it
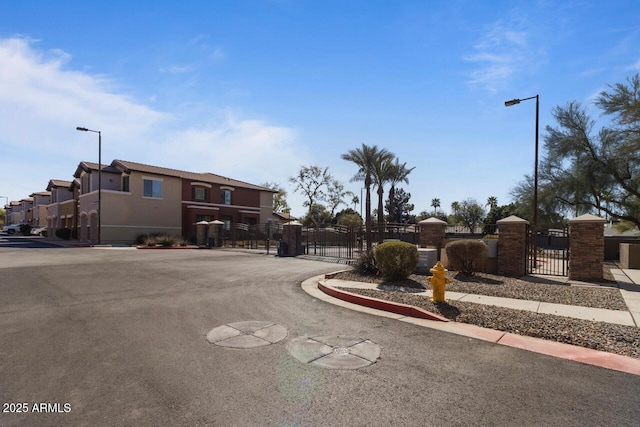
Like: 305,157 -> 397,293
219,222 -> 282,252
301,222 -> 418,259
445,223 -> 497,237
302,225 -> 361,259
526,225 -> 569,276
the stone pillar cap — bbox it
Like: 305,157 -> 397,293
569,213 -> 606,223
497,215 -> 529,224
418,217 -> 447,225
196,221 -> 210,225
284,220 -> 303,226
209,220 -> 225,225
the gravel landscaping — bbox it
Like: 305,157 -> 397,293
331,268 -> 640,359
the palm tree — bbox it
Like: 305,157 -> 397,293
431,198 -> 441,216
487,196 -> 498,210
451,200 -> 461,224
372,155 -> 396,243
351,194 -> 360,211
341,144 -> 393,252
451,201 -> 460,216
386,159 -> 415,223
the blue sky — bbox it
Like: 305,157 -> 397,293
1,0 -> 639,218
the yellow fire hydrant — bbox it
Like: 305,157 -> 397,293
427,261 -> 451,302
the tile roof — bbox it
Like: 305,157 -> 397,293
48,179 -> 73,188
74,161 -> 120,177
273,212 -> 297,221
111,159 -> 274,192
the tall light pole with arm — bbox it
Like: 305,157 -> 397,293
504,95 -> 539,228
76,127 -> 102,244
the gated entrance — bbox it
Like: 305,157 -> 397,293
526,225 -> 569,276
301,223 -> 418,260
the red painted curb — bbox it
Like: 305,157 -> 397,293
497,332 -> 640,376
318,281 -> 449,322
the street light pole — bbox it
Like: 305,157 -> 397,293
76,127 -> 102,244
505,95 -> 539,227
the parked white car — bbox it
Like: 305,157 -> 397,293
30,225 -> 47,236
2,223 -> 25,234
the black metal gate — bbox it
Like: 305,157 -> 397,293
301,223 -> 418,260
526,225 -> 569,276
302,225 -> 362,259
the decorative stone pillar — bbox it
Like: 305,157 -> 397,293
196,220 -> 209,246
282,220 -> 303,256
418,217 -> 447,255
569,214 -> 606,282
208,220 -> 224,248
497,215 -> 529,277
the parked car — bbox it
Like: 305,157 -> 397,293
30,225 -> 47,236
2,223 -> 26,234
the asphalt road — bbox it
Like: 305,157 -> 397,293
1,236 -> 639,426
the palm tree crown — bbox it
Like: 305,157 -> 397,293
341,143 -> 394,250
386,160 -> 415,222
431,198 -> 441,216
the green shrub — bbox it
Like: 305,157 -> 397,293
137,233 -> 181,247
135,232 -> 163,245
55,227 -> 72,240
156,234 -> 180,247
374,241 -> 419,281
352,251 -> 377,275
20,224 -> 32,235
445,239 -> 488,276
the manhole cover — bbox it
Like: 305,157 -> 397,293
287,336 -> 380,369
207,321 -> 287,348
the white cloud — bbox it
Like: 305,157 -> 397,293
156,111 -> 306,185
212,47 -> 225,62
0,37 -> 304,206
0,37 -> 167,153
160,64 -> 195,74
464,20 -> 539,93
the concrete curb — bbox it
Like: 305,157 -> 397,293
302,274 -> 640,376
318,281 -> 449,322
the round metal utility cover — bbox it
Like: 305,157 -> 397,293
287,335 -> 380,369
207,321 -> 287,348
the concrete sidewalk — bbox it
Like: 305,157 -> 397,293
610,267 -> 640,326
324,277 -> 638,327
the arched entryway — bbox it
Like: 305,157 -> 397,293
79,212 -> 89,242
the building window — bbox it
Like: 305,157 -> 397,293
221,189 -> 231,205
193,187 -> 206,201
195,215 -> 212,223
143,179 -> 162,198
122,175 -> 130,192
